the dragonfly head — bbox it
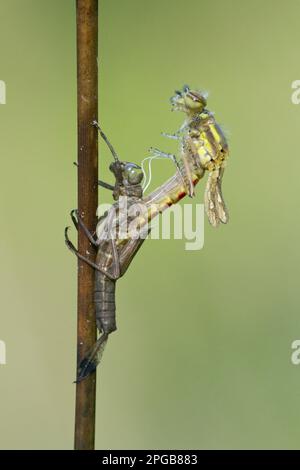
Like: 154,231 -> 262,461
110,161 -> 143,186
170,85 -> 207,114
123,162 -> 143,185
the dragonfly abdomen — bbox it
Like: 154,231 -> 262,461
94,271 -> 116,334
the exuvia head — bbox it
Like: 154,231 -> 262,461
170,85 -> 207,114
109,161 -> 143,186
123,162 -> 143,185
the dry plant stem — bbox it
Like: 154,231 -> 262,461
74,0 -> 98,451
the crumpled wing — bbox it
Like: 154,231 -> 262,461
204,162 -> 229,227
180,137 -> 197,197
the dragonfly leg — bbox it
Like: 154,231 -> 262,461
161,132 -> 180,140
70,209 -> 78,230
70,209 -> 99,246
98,180 -> 114,191
92,120 -> 120,162
149,147 -> 186,188
149,146 -> 184,172
65,227 -> 117,280
149,147 -> 175,160
161,122 -> 187,140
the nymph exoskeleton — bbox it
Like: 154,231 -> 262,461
65,123 -> 145,382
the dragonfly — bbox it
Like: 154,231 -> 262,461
65,87 -> 229,382
151,84 -> 229,227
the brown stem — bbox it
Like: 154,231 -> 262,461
74,0 -> 98,450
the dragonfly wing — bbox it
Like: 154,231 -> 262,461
180,138 -> 196,197
204,170 -> 219,227
182,151 -> 195,197
215,163 -> 229,224
204,162 -> 229,227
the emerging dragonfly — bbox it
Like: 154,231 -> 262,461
150,85 -> 229,227
65,87 -> 229,382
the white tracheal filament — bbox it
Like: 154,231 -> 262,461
141,154 -> 175,193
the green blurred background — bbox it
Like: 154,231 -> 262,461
1,0 -> 300,450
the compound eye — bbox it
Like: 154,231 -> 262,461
124,163 -> 143,185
